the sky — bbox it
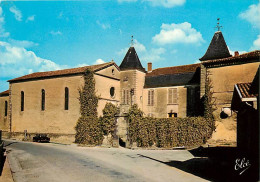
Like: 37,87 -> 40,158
0,0 -> 260,92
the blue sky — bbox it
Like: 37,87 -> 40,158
0,0 -> 260,92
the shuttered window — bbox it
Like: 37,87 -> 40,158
122,89 -> 129,105
168,88 -> 177,104
148,90 -> 154,106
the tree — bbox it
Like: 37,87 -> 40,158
75,69 -> 103,145
100,102 -> 119,136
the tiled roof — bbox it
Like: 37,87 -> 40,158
144,63 -> 200,88
202,50 -> 260,66
146,63 -> 200,77
8,62 -> 117,83
119,47 -> 145,72
236,83 -> 258,98
0,90 -> 9,97
200,31 -> 232,61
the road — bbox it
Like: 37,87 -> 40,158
4,139 -> 208,182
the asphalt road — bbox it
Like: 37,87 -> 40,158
4,139 -> 207,182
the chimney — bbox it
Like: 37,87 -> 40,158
234,51 -> 239,57
147,62 -> 152,72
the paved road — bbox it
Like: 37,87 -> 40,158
4,139 -> 208,182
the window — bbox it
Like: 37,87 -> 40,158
4,101 -> 7,116
148,90 -> 154,106
122,89 -> 129,105
21,91 -> 24,111
168,112 -> 177,118
112,69 -> 115,75
65,87 -> 69,110
168,88 -> 177,104
41,89 -> 45,111
110,87 -> 115,98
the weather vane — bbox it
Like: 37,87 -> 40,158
215,18 -> 223,31
130,35 -> 134,47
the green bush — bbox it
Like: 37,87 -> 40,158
128,105 -> 214,148
100,103 -> 119,136
75,69 -> 103,145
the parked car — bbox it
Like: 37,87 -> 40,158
33,134 -> 50,143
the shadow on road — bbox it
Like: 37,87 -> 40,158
139,147 -> 258,182
0,149 -> 6,176
4,142 -> 17,147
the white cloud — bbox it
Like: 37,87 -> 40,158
141,47 -> 166,62
50,31 -> 62,35
118,0 -> 137,2
96,20 -> 111,30
0,7 -> 9,38
118,0 -> 185,8
239,1 -> 260,29
94,59 -> 106,64
76,63 -> 89,67
9,6 -> 22,21
117,39 -> 146,55
143,0 -> 185,8
117,39 -> 165,62
26,15 -> 35,22
0,41 -> 67,78
228,46 -> 247,56
250,35 -> 260,50
8,39 -> 38,48
152,22 -> 204,45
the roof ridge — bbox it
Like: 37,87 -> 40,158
152,63 -> 201,71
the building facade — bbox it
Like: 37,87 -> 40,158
0,30 -> 259,144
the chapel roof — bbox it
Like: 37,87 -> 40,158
144,63 -> 200,88
8,61 -> 118,83
0,90 -> 9,97
119,46 -> 145,72
200,31 -> 232,61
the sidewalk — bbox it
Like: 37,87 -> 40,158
0,155 -> 13,182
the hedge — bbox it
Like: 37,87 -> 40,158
128,104 -> 214,148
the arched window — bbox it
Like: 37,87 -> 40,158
41,89 -> 45,111
4,101 -> 8,116
21,91 -> 24,111
65,87 -> 69,110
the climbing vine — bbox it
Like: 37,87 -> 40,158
75,69 -> 103,145
204,71 -> 216,133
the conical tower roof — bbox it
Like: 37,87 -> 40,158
200,31 -> 231,61
119,47 -> 145,72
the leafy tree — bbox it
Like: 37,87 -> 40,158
75,69 -> 103,145
100,102 -> 119,136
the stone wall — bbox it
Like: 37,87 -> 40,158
8,65 -> 120,143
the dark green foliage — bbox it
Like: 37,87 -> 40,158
204,72 -> 216,133
128,105 -> 214,148
75,69 -> 103,145
100,103 -> 119,136
128,104 -> 143,145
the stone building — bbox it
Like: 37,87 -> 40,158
0,30 -> 259,144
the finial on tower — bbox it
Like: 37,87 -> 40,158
130,35 -> 134,47
215,18 -> 223,31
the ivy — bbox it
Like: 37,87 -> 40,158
204,71 -> 216,133
75,69 -> 103,145
128,105 -> 214,148
99,102 -> 119,136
